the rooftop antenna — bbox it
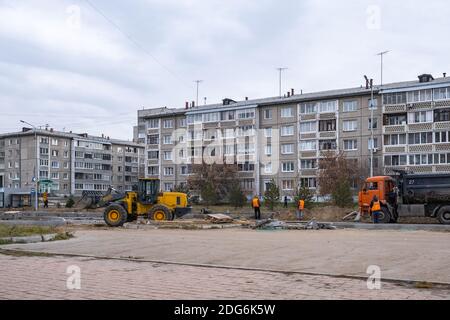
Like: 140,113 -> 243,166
276,67 -> 288,97
376,50 -> 390,86
203,97 -> 207,105
194,80 -> 203,107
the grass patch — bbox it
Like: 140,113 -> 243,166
50,232 -> 74,241
0,239 -> 13,245
0,248 -> 55,257
415,281 -> 434,289
0,224 -> 61,238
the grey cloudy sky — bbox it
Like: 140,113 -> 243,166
0,0 -> 449,140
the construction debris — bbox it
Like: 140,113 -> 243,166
252,218 -> 336,230
342,211 -> 361,222
206,213 -> 234,224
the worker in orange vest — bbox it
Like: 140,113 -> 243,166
297,198 -> 305,220
251,196 -> 261,220
370,195 -> 381,223
43,191 -> 49,208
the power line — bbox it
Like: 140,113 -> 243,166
82,0 -> 191,89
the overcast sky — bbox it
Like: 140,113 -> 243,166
1,0 -> 449,140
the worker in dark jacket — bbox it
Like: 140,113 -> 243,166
370,195 -> 381,223
251,196 -> 261,220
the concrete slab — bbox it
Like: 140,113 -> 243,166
2,228 -> 449,284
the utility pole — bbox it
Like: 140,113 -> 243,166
376,50 -> 390,86
194,80 -> 202,107
364,76 -> 375,177
20,120 -> 39,211
277,67 -> 288,97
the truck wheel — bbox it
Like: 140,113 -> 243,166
437,206 -> 450,225
149,205 -> 172,221
104,204 -> 128,227
378,207 -> 392,224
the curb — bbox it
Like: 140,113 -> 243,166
0,233 -> 58,244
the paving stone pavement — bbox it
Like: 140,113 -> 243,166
0,253 -> 449,300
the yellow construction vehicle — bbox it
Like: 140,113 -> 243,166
103,178 -> 191,227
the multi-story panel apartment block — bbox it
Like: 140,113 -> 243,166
381,74 -> 450,175
0,128 -> 145,198
137,74 -> 450,199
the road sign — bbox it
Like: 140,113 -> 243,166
32,177 -> 36,182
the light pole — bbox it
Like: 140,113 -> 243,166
364,76 -> 375,177
20,120 -> 39,211
194,80 -> 202,107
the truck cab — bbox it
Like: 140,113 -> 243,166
359,176 -> 396,217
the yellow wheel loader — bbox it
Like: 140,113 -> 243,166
103,178 -> 191,227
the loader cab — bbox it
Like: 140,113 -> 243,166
138,178 -> 160,204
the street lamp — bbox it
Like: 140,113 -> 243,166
20,120 -> 39,211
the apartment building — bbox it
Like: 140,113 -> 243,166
0,128 -> 145,199
381,74 -> 450,174
135,74 -> 450,199
136,85 -> 383,199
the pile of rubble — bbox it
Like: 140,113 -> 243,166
252,218 -> 336,230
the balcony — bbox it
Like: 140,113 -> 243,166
434,121 -> 450,130
406,101 -> 433,111
383,104 -> 406,113
318,131 -> 336,139
434,100 -> 450,108
408,122 -> 433,132
383,124 -> 406,134
383,145 -> 406,153
299,132 -> 317,140
299,113 -> 317,121
299,151 -> 318,158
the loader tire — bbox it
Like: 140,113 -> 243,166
104,204 -> 128,227
149,205 -> 172,221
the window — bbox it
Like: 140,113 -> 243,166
64,151 -> 69,158
301,178 -> 316,188
435,131 -> 449,143
264,127 -> 272,138
40,137 -> 49,144
384,134 -> 406,145
368,138 -> 378,150
164,167 -> 174,176
265,145 -> 272,155
384,155 -> 407,166
163,119 -> 173,128
408,154 -> 433,165
299,121 -> 316,133
163,151 -> 172,160
282,162 -> 295,172
433,87 -> 450,101
51,161 -> 59,169
148,150 -> 159,160
203,112 -> 219,122
434,108 -> 450,122
343,120 -> 357,132
63,173 -> 69,180
368,117 -> 378,129
40,159 -> 49,166
281,144 -> 294,154
368,98 -> 378,109
164,183 -> 174,191
237,109 -> 255,119
179,118 -> 187,127
300,103 -> 316,114
237,126 -> 255,136
163,135 -> 172,144
64,162 -> 69,169
319,140 -> 337,150
148,119 -> 159,129
343,100 -> 358,112
281,125 -> 294,136
300,140 -> 316,151
343,139 -> 358,150
148,135 -> 159,145
407,89 -> 433,103
51,139 -> 58,146
383,92 -> 407,105
281,107 -> 293,118
300,159 -> 316,169
385,114 -> 407,125
319,101 -> 337,113
264,109 -> 272,119
319,119 -> 336,132
220,111 -> 235,121
408,132 -> 433,145
282,180 -> 294,190
147,166 -> 159,175
409,111 -> 432,123
180,166 -> 190,175
51,150 -> 59,157
238,162 -> 255,172
40,148 -> 49,155
51,172 -> 59,179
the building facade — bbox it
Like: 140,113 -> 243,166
136,74 -> 450,199
0,128 -> 145,197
